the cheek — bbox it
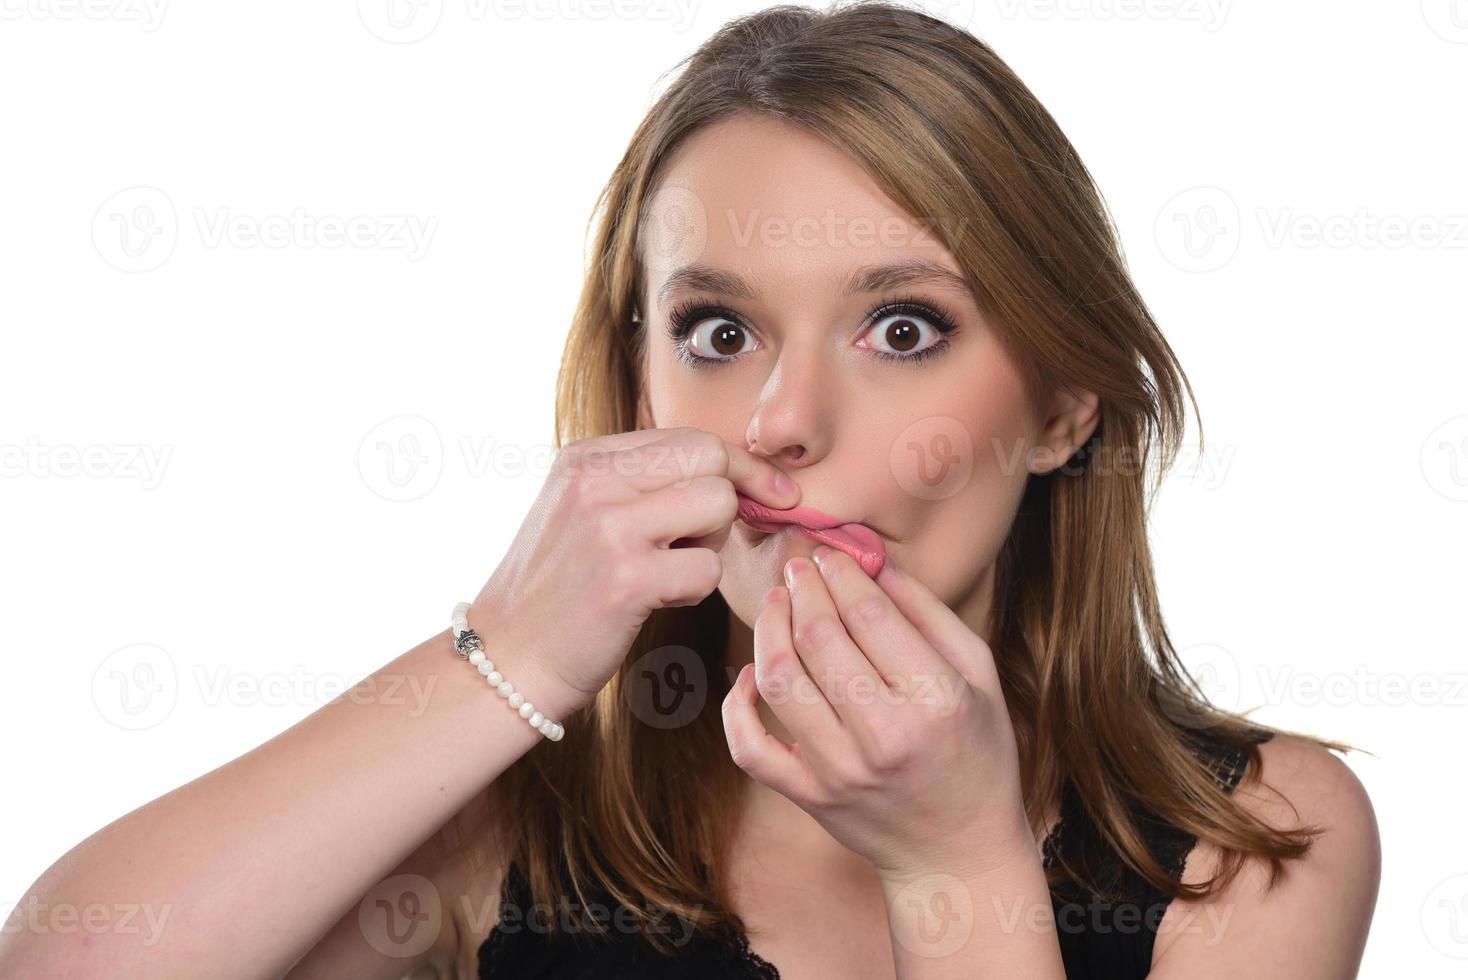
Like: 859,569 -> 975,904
882,355 -> 1037,604
646,362 -> 755,448
882,349 -> 1035,505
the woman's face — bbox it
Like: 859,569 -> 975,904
637,112 -> 1096,641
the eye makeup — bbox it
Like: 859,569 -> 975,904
664,293 -> 962,369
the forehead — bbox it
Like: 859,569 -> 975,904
641,113 -> 963,306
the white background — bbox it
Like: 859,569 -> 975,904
2,1 -> 1465,974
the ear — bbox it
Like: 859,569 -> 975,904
1028,384 -> 1101,475
628,302 -> 658,431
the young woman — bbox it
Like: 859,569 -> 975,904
1,3 -> 1379,978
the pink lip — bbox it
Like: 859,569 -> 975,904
735,491 -> 887,578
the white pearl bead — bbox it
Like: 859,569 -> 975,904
453,600 -> 564,743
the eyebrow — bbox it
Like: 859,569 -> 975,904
654,258 -> 976,309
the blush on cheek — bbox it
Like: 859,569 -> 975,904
886,415 -> 978,503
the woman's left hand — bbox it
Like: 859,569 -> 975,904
722,545 -> 1034,880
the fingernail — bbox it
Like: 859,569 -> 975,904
811,545 -> 833,567
774,471 -> 797,499
783,557 -> 804,588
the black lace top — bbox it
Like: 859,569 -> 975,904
478,727 -> 1273,979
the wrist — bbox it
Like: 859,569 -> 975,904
876,822 -> 1040,890
490,641 -> 589,724
456,606 -> 588,728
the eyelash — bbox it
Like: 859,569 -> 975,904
665,294 -> 961,370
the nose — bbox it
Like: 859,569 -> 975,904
743,341 -> 834,470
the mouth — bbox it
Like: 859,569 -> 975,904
735,491 -> 887,578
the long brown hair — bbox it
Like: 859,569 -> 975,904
466,0 -> 1356,958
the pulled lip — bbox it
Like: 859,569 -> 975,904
734,491 -> 887,577
736,495 -> 859,533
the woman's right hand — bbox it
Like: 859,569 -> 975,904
468,426 -> 800,715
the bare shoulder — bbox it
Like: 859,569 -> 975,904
1150,733 -> 1382,978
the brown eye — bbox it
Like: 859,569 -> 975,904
861,311 -> 947,358
882,317 -> 922,352
686,317 -> 755,360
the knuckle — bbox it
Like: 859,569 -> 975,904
558,441 -> 602,482
825,753 -> 874,793
865,724 -> 913,772
591,503 -> 626,547
724,731 -> 755,772
846,594 -> 889,632
564,460 -> 608,507
754,653 -> 792,700
605,556 -> 645,608
712,478 -> 739,521
691,431 -> 728,471
794,614 -> 842,653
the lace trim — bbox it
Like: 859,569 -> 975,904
1041,729 -> 1270,878
727,928 -> 782,980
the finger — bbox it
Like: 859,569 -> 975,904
874,557 -> 1000,692
565,427 -> 717,491
612,430 -> 799,511
722,439 -> 801,509
783,555 -> 891,729
722,659 -> 811,800
754,582 -> 845,757
646,546 -> 724,607
809,545 -> 948,693
570,424 -> 688,457
627,475 -> 739,550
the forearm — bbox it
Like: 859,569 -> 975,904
879,843 -> 1065,980
0,623 -> 583,980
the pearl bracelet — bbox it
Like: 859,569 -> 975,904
451,601 -> 564,742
